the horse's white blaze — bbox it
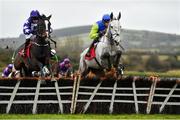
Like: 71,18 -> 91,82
45,20 -> 49,37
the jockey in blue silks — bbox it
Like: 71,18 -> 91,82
86,14 -> 111,57
23,10 -> 41,56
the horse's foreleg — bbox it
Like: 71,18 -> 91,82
115,50 -> 124,77
43,58 -> 51,77
102,52 -> 111,70
38,62 -> 44,76
114,50 -> 122,68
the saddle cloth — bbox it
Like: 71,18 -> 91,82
85,46 -> 96,60
18,44 -> 32,59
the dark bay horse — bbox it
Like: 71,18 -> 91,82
13,15 -> 52,77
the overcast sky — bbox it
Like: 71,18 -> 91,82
0,0 -> 179,38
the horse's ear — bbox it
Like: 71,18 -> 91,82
40,14 -> 46,20
41,14 -> 46,18
47,15 -> 52,20
117,12 -> 121,20
110,12 -> 113,20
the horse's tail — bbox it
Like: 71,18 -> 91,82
12,44 -> 25,61
11,51 -> 16,63
79,53 -> 87,75
13,44 -> 25,70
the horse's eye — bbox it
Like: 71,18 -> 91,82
111,26 -> 113,28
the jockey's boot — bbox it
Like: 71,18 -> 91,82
86,38 -> 99,57
23,38 -> 30,57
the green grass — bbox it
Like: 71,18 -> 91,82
123,54 -> 170,61
125,70 -> 180,78
0,114 -> 180,119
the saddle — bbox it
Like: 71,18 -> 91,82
85,45 -> 96,60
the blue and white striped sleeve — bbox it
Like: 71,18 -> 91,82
23,19 -> 31,35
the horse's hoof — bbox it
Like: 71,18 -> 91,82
40,80 -> 47,85
100,77 -> 106,80
117,76 -> 123,80
51,78 -> 56,82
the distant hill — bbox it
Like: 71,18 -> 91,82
121,29 -> 180,53
52,25 -> 91,37
0,25 -> 180,54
